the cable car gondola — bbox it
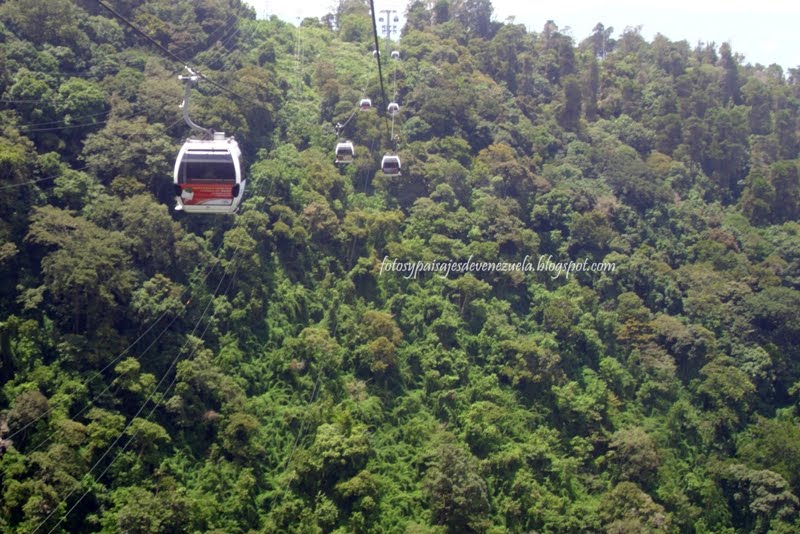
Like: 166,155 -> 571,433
387,102 -> 400,115
174,133 -> 244,214
359,98 -> 372,110
173,68 -> 245,214
391,50 -> 400,60
335,141 -> 355,164
381,154 -> 401,176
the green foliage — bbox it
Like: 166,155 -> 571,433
0,0 -> 89,49
1,2 -> 799,531
716,463 -> 799,533
26,206 -> 136,333
599,482 -> 671,532
738,414 -> 800,493
81,117 -> 176,194
423,442 -> 490,533
608,426 -> 661,489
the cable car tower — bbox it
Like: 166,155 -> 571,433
173,67 -> 245,214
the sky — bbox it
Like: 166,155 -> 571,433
244,0 -> 799,71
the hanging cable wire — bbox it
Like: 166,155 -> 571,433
6,7 -> 301,530
13,110 -> 111,130
173,8 -> 241,56
6,236 -> 229,448
392,49 -> 399,98
278,374 -> 321,473
277,298 -> 340,496
16,116 -> 113,133
193,15 -> 257,70
34,131 -> 281,530
367,0 -> 389,112
0,116 -> 184,191
33,258 -> 240,534
96,0 -> 260,108
294,20 -> 302,96
393,65 -> 397,99
22,80 -> 280,526
336,101 -> 360,134
366,0 -> 397,151
2,8 -> 262,193
187,25 -> 242,70
2,69 -> 103,79
391,54 -> 401,147
5,55 -> 275,478
0,97 -> 59,104
4,8 -> 283,530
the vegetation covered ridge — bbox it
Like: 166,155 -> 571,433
1,0 -> 799,532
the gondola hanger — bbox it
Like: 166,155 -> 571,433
173,67 -> 245,214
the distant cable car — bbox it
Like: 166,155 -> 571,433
391,50 -> 400,60
372,50 -> 381,58
335,141 -> 355,164
173,68 -> 245,214
381,154 -> 401,176
387,102 -> 400,115
359,98 -> 372,110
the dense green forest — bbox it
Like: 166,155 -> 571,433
1,0 -> 800,531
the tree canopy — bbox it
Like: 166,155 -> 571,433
1,0 -> 800,532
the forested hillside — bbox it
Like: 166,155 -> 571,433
1,0 -> 800,532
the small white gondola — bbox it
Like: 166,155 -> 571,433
359,98 -> 372,110
335,141 -> 355,164
174,132 -> 245,214
391,50 -> 400,60
387,102 -> 400,115
173,68 -> 245,215
381,154 -> 401,176
372,50 -> 381,58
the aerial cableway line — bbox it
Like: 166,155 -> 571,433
95,0 -> 260,108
